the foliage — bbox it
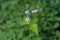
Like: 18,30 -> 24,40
0,0 -> 60,40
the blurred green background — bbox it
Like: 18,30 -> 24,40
0,0 -> 60,40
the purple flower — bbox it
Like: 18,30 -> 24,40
25,17 -> 30,22
32,9 -> 38,13
25,10 -> 30,14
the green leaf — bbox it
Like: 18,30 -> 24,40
54,22 -> 59,28
29,23 -> 38,35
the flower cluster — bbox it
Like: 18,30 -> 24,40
25,9 -> 38,14
24,9 -> 38,24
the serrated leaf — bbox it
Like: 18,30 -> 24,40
29,24 -> 38,35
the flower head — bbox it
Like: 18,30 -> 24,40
32,9 -> 38,13
25,17 -> 30,22
25,10 -> 30,14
